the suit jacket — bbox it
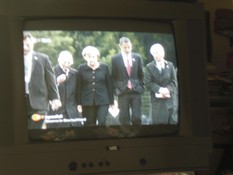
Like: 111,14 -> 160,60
111,52 -> 144,95
145,60 -> 177,103
28,52 -> 59,113
77,63 -> 114,106
50,64 -> 80,118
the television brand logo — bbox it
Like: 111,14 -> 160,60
106,145 -> 120,151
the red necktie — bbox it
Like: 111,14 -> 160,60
127,57 -> 132,89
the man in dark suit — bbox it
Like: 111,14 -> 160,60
111,37 -> 144,125
23,32 -> 61,129
48,51 -> 82,127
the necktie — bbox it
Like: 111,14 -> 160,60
126,57 -> 132,89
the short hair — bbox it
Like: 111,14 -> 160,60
23,31 -> 33,40
23,31 -> 36,45
119,37 -> 131,45
58,51 -> 74,65
150,43 -> 165,58
82,46 -> 100,58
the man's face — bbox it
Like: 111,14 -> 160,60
152,48 -> 165,62
120,42 -> 132,55
61,60 -> 72,71
23,38 -> 33,56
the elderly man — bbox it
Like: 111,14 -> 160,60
48,50 -> 82,127
145,43 -> 178,124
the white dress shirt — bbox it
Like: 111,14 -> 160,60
24,52 -> 33,93
155,60 -> 165,72
121,52 -> 132,68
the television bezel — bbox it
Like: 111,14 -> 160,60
0,1 -> 212,174
23,17 -> 180,141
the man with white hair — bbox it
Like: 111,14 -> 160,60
145,43 -> 177,124
48,50 -> 82,127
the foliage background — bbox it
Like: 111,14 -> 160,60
30,31 -> 177,69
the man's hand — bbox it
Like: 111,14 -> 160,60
50,99 -> 62,111
156,87 -> 171,99
77,105 -> 82,113
57,74 -> 67,84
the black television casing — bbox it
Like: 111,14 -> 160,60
0,0 -> 212,175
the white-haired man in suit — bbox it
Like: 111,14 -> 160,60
145,43 -> 177,124
48,50 -> 82,127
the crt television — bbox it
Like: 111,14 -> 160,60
0,0 -> 212,175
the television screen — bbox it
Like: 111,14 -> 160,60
0,1 -> 212,174
23,19 -> 179,141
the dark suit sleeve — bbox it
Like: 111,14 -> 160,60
137,55 -> 144,86
111,56 -> 117,83
44,56 -> 60,101
76,65 -> 82,105
105,65 -> 114,104
166,62 -> 178,95
111,55 -> 122,94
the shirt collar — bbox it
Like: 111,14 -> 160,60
155,60 -> 167,69
121,52 -> 132,59
24,51 -> 33,61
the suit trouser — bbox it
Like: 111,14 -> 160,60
151,98 -> 174,124
82,105 -> 109,126
118,91 -> 142,125
26,94 -> 46,129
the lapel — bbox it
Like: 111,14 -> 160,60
150,60 -> 161,76
130,54 -> 136,72
119,54 -> 129,75
31,53 -> 38,73
56,65 -> 65,75
161,61 -> 169,75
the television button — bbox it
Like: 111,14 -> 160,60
139,158 -> 146,166
68,161 -> 78,171
89,162 -> 94,167
98,162 -> 104,167
105,161 -> 110,166
81,163 -> 87,168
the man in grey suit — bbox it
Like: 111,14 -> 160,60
23,32 -> 61,129
111,37 -> 144,125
